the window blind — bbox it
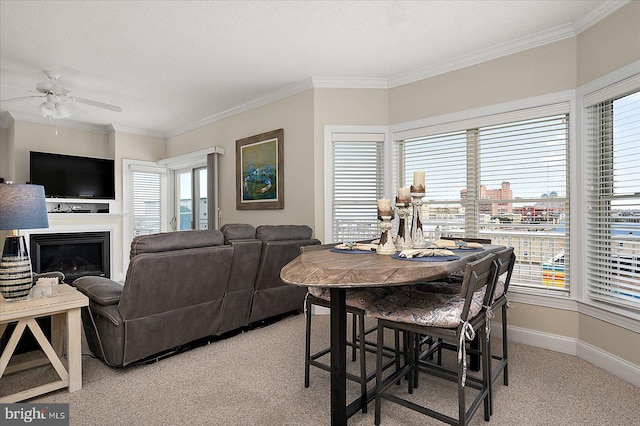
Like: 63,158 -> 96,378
585,90 -> 640,310
394,111 -> 570,291
477,114 -> 570,291
127,164 -> 167,239
331,133 -> 385,243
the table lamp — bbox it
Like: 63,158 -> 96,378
0,182 -> 49,301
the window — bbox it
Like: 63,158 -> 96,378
327,130 -> 385,243
175,166 -> 208,230
585,87 -> 640,311
394,105 -> 570,291
124,161 -> 168,239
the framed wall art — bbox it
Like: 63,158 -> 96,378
236,128 -> 284,210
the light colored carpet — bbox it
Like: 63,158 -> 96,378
3,313 -> 639,425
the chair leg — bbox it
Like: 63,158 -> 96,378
502,304 -> 509,386
375,322 -> 385,426
351,312 -> 357,362
394,329 -> 402,385
458,346 -> 467,426
482,326 -> 491,421
358,311 -> 368,413
487,321 -> 494,416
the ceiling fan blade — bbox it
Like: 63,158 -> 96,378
0,85 -> 41,94
0,95 -> 45,103
72,97 -> 122,112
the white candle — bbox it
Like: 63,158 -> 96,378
413,171 -> 425,189
397,187 -> 410,202
377,198 -> 392,211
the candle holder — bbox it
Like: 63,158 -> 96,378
395,199 -> 412,250
376,210 -> 396,255
410,192 -> 426,248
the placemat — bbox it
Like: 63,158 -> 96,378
391,253 -> 461,262
330,247 -> 376,254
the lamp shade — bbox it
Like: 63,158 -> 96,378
0,183 -> 49,230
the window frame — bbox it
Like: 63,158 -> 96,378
579,64 -> 640,320
323,125 -> 391,243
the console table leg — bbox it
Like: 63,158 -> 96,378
67,308 -> 83,392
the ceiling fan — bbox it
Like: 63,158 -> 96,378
1,71 -> 122,120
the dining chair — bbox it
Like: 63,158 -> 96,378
369,252 -> 500,426
414,247 -> 516,415
302,243 -> 400,414
485,247 -> 516,414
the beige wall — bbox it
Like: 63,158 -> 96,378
0,126 -> 9,181
166,90 -> 317,231
577,0 -> 640,86
579,314 -> 640,365
508,302 -> 579,338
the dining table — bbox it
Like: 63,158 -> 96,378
280,243 -> 505,426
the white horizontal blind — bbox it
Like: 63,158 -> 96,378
331,133 -> 385,243
586,90 -> 640,310
478,114 -> 570,291
395,130 -> 468,237
394,109 -> 570,291
127,164 -> 167,239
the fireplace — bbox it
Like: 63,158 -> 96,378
29,232 -> 110,282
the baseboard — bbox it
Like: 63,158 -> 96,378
576,340 -> 640,388
492,323 -> 640,387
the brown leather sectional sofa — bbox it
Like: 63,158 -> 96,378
73,224 -> 320,366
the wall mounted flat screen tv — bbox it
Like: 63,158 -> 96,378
30,151 -> 115,199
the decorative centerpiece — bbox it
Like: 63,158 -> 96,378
410,171 -> 427,248
376,198 -> 396,255
395,188 -> 412,250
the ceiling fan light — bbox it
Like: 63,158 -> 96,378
54,103 -> 72,119
38,101 -> 56,117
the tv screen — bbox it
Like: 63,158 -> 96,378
30,151 -> 115,199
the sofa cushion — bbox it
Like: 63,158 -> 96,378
220,223 -> 257,243
255,225 -> 312,241
130,229 -> 224,258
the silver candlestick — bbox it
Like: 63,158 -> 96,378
410,192 -> 426,248
376,210 -> 396,255
395,199 -> 412,250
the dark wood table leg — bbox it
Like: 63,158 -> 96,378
330,288 -> 347,426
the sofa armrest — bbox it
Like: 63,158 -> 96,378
74,276 -> 123,306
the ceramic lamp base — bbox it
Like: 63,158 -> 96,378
0,236 -> 34,301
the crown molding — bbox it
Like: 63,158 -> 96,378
107,124 -> 165,139
572,0 -> 631,35
388,23 -> 576,88
6,111 -> 113,133
310,76 -> 389,89
164,78 -> 316,139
